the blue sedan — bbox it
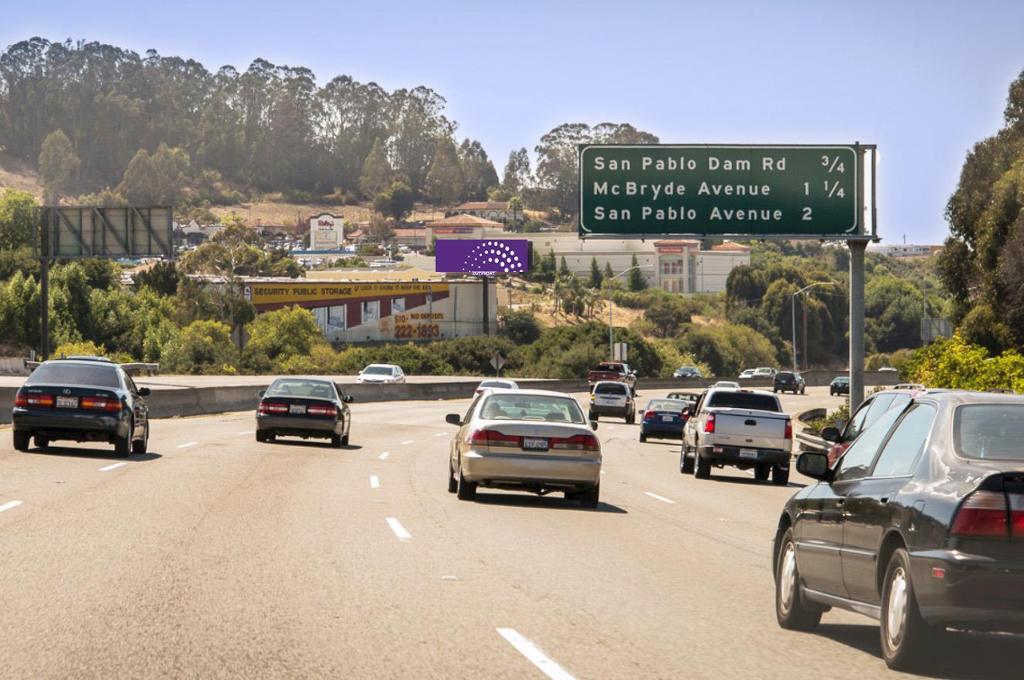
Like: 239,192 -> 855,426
639,398 -> 690,442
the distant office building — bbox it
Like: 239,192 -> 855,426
868,243 -> 943,258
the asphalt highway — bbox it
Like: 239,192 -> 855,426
1,386 -> 1022,679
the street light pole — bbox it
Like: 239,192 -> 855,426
606,265 -> 641,361
790,281 -> 836,372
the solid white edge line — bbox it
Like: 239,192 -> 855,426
177,442 -> 197,449
496,628 -> 576,680
433,432 -> 447,437
645,491 -> 676,504
99,462 -> 127,472
0,500 -> 23,513
385,517 -> 411,541
370,475 -> 380,489
379,451 -> 390,460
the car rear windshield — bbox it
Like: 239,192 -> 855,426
362,366 -> 393,375
595,383 -> 627,395
706,391 -> 780,411
955,404 -> 1024,461
479,395 -> 585,424
594,363 -> 623,372
776,372 -> 794,379
266,379 -> 336,400
648,399 -> 687,411
479,381 -> 513,389
26,362 -> 120,388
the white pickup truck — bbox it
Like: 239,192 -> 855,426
681,388 -> 793,485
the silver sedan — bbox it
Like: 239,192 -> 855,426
445,389 -> 602,507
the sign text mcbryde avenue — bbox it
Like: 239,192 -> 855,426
579,145 -> 865,239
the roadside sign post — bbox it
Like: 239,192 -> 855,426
36,206 -> 174,360
490,352 -> 506,377
579,143 -> 877,407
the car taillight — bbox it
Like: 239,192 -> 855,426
469,429 -> 520,447
81,396 -> 121,412
551,434 -> 600,452
704,413 -> 716,433
784,420 -> 793,440
644,410 -> 656,420
258,401 -> 288,415
951,491 -> 1010,538
307,404 -> 338,417
1011,494 -> 1024,538
15,392 -> 54,407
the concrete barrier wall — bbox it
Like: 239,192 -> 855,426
0,370 -> 901,424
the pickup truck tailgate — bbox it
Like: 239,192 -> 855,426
712,409 -> 788,449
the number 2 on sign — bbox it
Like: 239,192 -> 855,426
802,207 -> 812,221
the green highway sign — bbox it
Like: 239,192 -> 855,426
579,144 -> 869,239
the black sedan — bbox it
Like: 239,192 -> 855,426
773,391 -> 1024,671
256,377 -> 353,448
12,357 -> 150,457
829,376 -> 850,396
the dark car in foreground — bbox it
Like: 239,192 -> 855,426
773,371 -> 805,394
256,377 -> 353,448
639,398 -> 690,442
829,376 -> 850,396
12,358 -> 150,457
774,391 -> 1024,671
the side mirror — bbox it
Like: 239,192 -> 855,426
257,389 -> 266,398
138,387 -> 151,397
343,395 -> 354,403
590,419 -> 599,431
796,452 -> 832,482
445,413 -> 462,426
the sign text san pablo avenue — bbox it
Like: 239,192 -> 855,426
579,145 -> 864,239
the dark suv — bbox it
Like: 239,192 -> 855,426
773,371 -> 805,395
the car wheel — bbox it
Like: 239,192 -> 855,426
772,465 -> 790,486
456,464 -> 477,501
13,430 -> 31,452
578,484 -> 600,509
256,431 -> 267,443
34,435 -> 50,449
639,433 -> 647,443
880,548 -> 939,671
589,412 -> 598,422
773,388 -> 778,394
131,424 -> 148,455
775,528 -> 822,630
341,434 -> 349,446
754,463 -> 770,481
331,434 -> 343,449
681,447 -> 695,474
694,453 -> 711,480
447,462 -> 458,493
114,427 -> 131,458
800,387 -> 805,395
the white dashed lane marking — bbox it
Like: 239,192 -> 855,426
644,492 -> 676,504
0,500 -> 24,513
177,442 -> 197,449
496,628 -> 576,680
98,462 -> 127,472
386,517 -> 411,541
379,451 -> 390,460
370,475 -> 380,489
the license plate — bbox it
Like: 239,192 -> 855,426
56,396 -> 78,409
661,415 -> 674,422
522,437 -> 548,451
739,448 -> 758,459
289,404 -> 306,415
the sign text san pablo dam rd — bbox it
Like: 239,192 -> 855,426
578,145 -> 864,238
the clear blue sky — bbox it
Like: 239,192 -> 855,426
4,0 -> 1023,244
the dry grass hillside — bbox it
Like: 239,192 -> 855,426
0,153 -> 43,197
211,199 -> 448,227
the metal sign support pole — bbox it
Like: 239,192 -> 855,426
848,240 -> 866,410
39,208 -> 50,361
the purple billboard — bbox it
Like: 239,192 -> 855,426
435,239 -> 530,275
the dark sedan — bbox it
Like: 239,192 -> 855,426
256,377 -> 353,448
639,399 -> 690,442
12,358 -> 150,457
773,371 -> 805,394
773,391 -> 1024,671
829,376 -> 850,396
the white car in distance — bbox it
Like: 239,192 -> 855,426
475,379 -> 519,396
357,364 -> 406,384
